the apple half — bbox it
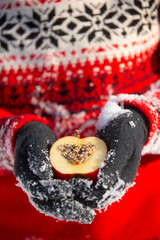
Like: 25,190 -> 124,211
49,135 -> 107,181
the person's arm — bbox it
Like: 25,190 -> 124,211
14,121 -> 95,223
106,91 -> 160,156
12,88 -> 160,224
71,89 -> 160,211
0,110 -> 48,175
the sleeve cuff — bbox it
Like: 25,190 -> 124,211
97,94 -> 160,155
0,114 -> 49,174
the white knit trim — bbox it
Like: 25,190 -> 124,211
0,0 -> 159,71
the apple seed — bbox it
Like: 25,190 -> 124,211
59,143 -> 96,164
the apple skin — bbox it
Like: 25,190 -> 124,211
49,136 -> 107,183
52,165 -> 99,182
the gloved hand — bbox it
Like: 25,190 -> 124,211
14,104 -> 148,223
71,106 -> 149,209
14,121 -> 95,223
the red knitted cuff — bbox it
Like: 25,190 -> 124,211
113,94 -> 160,155
0,108 -> 12,118
0,114 -> 48,175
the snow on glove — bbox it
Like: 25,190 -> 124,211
14,121 -> 95,223
71,104 -> 148,210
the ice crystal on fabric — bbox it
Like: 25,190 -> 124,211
96,101 -> 131,131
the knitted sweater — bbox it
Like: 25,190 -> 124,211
0,0 -> 160,239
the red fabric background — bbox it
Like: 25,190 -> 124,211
0,154 -> 160,240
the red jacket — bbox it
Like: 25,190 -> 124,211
0,0 -> 160,239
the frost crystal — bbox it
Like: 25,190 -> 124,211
27,145 -> 53,180
39,179 -> 73,199
16,174 -> 96,223
96,101 -> 131,131
70,178 -> 93,199
30,197 -> 95,224
129,121 -> 136,128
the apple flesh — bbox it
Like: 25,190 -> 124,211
49,136 -> 107,181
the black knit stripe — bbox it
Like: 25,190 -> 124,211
0,0 -> 158,52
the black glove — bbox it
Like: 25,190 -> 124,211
14,106 -> 148,223
14,121 -> 94,223
71,106 -> 149,209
